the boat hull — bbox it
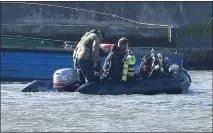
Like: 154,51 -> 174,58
75,68 -> 191,95
1,47 -> 184,81
21,68 -> 191,95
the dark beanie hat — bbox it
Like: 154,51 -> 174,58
118,37 -> 128,46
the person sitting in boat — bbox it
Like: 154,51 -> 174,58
149,53 -> 164,77
138,54 -> 154,79
73,29 -> 105,84
101,37 -> 129,82
155,53 -> 172,73
148,53 -> 172,78
138,52 -> 164,79
161,56 -> 171,74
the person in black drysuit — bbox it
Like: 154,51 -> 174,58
138,54 -> 154,79
101,37 -> 129,82
148,53 -> 171,78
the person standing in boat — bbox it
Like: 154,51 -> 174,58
101,37 -> 129,82
94,47 -> 106,72
73,29 -> 105,84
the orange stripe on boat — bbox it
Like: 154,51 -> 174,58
101,43 -> 114,49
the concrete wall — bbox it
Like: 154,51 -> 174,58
1,2 -> 212,26
1,1 -> 212,47
181,48 -> 212,70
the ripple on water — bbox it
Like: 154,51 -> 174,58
1,71 -> 212,132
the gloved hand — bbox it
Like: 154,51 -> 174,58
94,72 -> 101,82
100,70 -> 110,82
154,64 -> 160,69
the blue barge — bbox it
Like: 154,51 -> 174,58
1,46 -> 184,81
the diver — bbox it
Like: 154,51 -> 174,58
73,29 -> 105,84
155,53 -> 171,73
138,53 -> 154,79
101,37 -> 129,82
149,53 -> 164,78
148,53 -> 171,78
162,56 -> 171,74
138,51 -> 164,79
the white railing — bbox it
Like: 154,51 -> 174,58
61,41 -> 76,50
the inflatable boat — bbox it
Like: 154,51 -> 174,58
22,65 -> 191,95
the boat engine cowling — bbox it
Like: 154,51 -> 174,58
53,68 -> 78,88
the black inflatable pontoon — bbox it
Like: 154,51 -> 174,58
74,68 -> 191,95
22,67 -> 191,95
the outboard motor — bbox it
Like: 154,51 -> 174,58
53,68 -> 78,89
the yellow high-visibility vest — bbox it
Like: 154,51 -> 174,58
121,59 -> 129,81
127,55 -> 136,77
121,54 -> 136,81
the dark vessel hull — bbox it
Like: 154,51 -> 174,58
22,68 -> 191,95
75,68 -> 191,95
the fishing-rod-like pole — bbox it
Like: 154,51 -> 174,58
199,16 -> 213,41
190,15 -> 213,50
1,1 -> 172,28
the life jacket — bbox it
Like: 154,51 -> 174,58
74,30 -> 100,60
121,54 -> 136,82
76,30 -> 99,50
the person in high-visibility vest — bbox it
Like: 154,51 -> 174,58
101,37 -> 129,82
126,53 -> 136,82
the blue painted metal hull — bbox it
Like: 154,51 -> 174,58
1,51 -> 72,80
1,51 -> 184,81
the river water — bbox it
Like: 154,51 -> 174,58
1,70 -> 212,132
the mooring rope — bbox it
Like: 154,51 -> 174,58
199,16 -> 213,40
1,1 -> 173,28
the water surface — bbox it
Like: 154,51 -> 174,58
1,71 -> 212,132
